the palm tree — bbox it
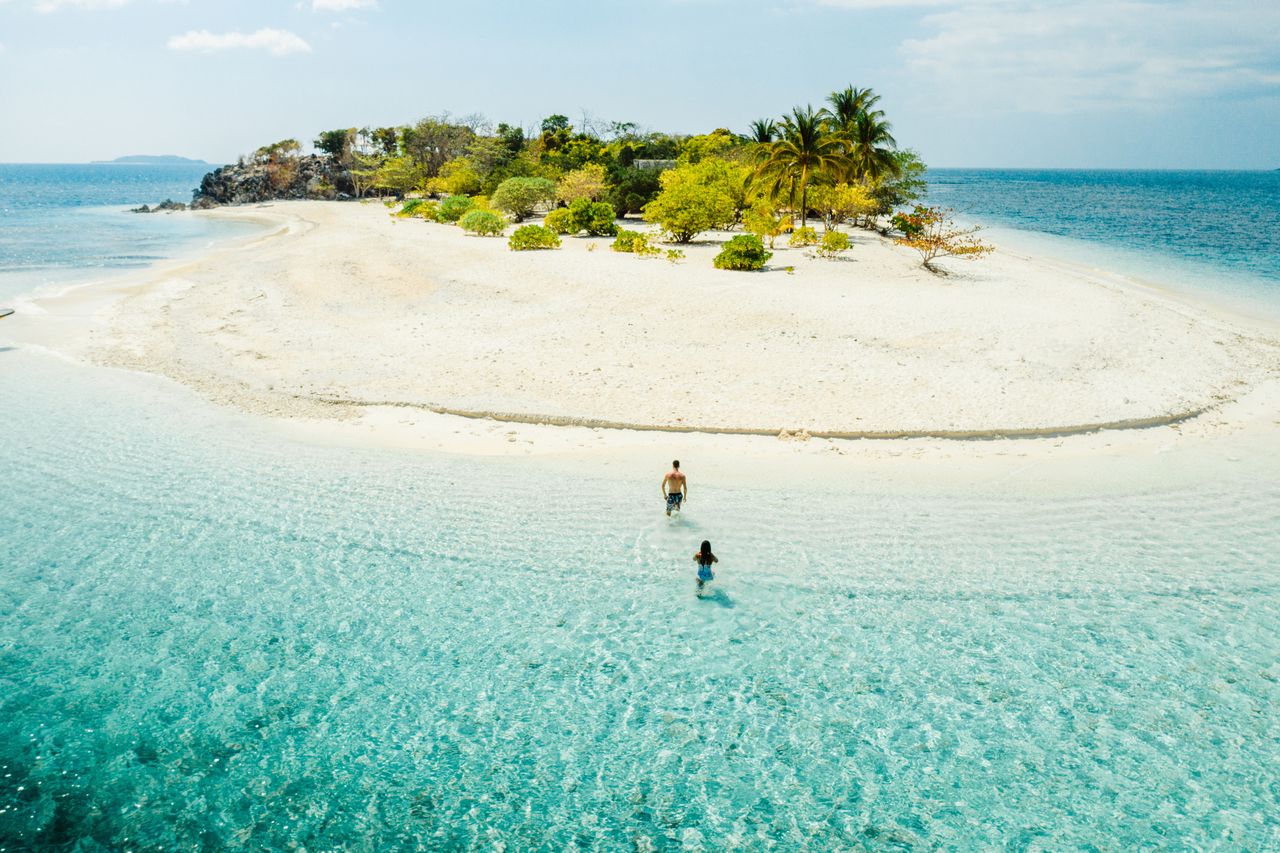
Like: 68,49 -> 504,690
826,86 -> 881,128
754,106 -> 846,228
847,111 -> 899,181
747,118 -> 777,144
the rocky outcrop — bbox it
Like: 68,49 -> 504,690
191,155 -> 351,208
130,199 -> 188,213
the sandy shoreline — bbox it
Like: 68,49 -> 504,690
6,199 -> 1280,479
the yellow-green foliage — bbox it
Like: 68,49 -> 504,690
815,230 -> 850,258
789,226 -> 818,247
438,194 -> 474,223
396,198 -> 438,220
459,209 -> 506,236
665,249 -> 685,264
743,202 -> 789,249
555,163 -> 607,204
612,229 -> 645,252
428,157 -> 483,196
642,159 -> 741,243
714,235 -> 772,271
508,224 -> 561,251
544,207 -> 576,234
809,182 -> 877,229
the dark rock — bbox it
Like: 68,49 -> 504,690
191,155 -> 353,208
129,198 -> 187,214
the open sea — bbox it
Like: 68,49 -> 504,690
1,166 -> 1278,849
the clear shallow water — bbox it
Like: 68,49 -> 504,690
928,169 -> 1280,315
0,163 -> 256,301
1,353 -> 1278,849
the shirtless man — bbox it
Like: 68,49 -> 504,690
662,460 -> 687,517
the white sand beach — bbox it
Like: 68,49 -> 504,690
12,199 -> 1280,484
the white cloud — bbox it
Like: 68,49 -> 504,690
167,28 -> 312,57
311,0 -> 375,10
897,0 -> 1280,112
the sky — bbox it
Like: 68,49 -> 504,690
0,0 -> 1277,168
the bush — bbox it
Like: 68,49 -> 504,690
815,230 -> 850,258
788,226 -> 818,247
569,198 -> 618,237
665,249 -> 685,264
508,224 -> 561,251
397,198 -> 439,220
641,159 -> 739,242
544,207 -> 576,234
459,209 -> 507,237
491,177 -> 557,221
556,164 -> 607,204
612,229 -> 645,252
714,235 -> 772,271
438,194 -> 474,223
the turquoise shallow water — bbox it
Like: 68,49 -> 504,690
0,163 -> 256,301
927,169 -> 1280,319
2,353 -> 1278,849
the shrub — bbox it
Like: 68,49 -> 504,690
743,202 -> 788,249
459,209 -> 507,237
491,177 -> 557,221
788,226 -> 818,247
397,198 -> 438,220
890,205 -> 928,238
612,229 -> 645,252
665,249 -> 685,264
544,207 -> 576,234
508,224 -> 561,251
641,159 -> 739,242
815,230 -> 850,259
893,206 -> 993,274
714,235 -> 772,271
556,163 -> 607,204
569,198 -> 618,237
438,194 -> 474,223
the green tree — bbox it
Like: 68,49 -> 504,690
642,160 -> 738,243
808,182 -> 878,231
746,119 -> 777,144
491,177 -> 557,221
846,110 -> 899,182
556,163 -> 607,204
314,128 -> 355,162
401,117 -> 476,177
541,114 -> 570,134
372,155 -> 425,195
370,127 -> 399,156
677,129 -> 739,165
825,86 -> 882,128
753,106 -> 845,228
430,157 -> 483,196
870,149 -> 927,221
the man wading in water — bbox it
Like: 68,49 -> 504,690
662,460 -> 687,517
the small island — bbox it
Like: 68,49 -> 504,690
92,154 -> 209,165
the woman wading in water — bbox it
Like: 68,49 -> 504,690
693,540 -> 718,595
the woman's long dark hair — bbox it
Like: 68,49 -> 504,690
699,540 -> 713,563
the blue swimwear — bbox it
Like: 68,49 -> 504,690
666,492 -> 683,511
697,562 -> 714,582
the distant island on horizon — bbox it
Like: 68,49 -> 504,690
90,155 -> 210,165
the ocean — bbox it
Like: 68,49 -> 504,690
0,163 -> 258,301
928,168 -> 1280,318
1,166 -> 1278,848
